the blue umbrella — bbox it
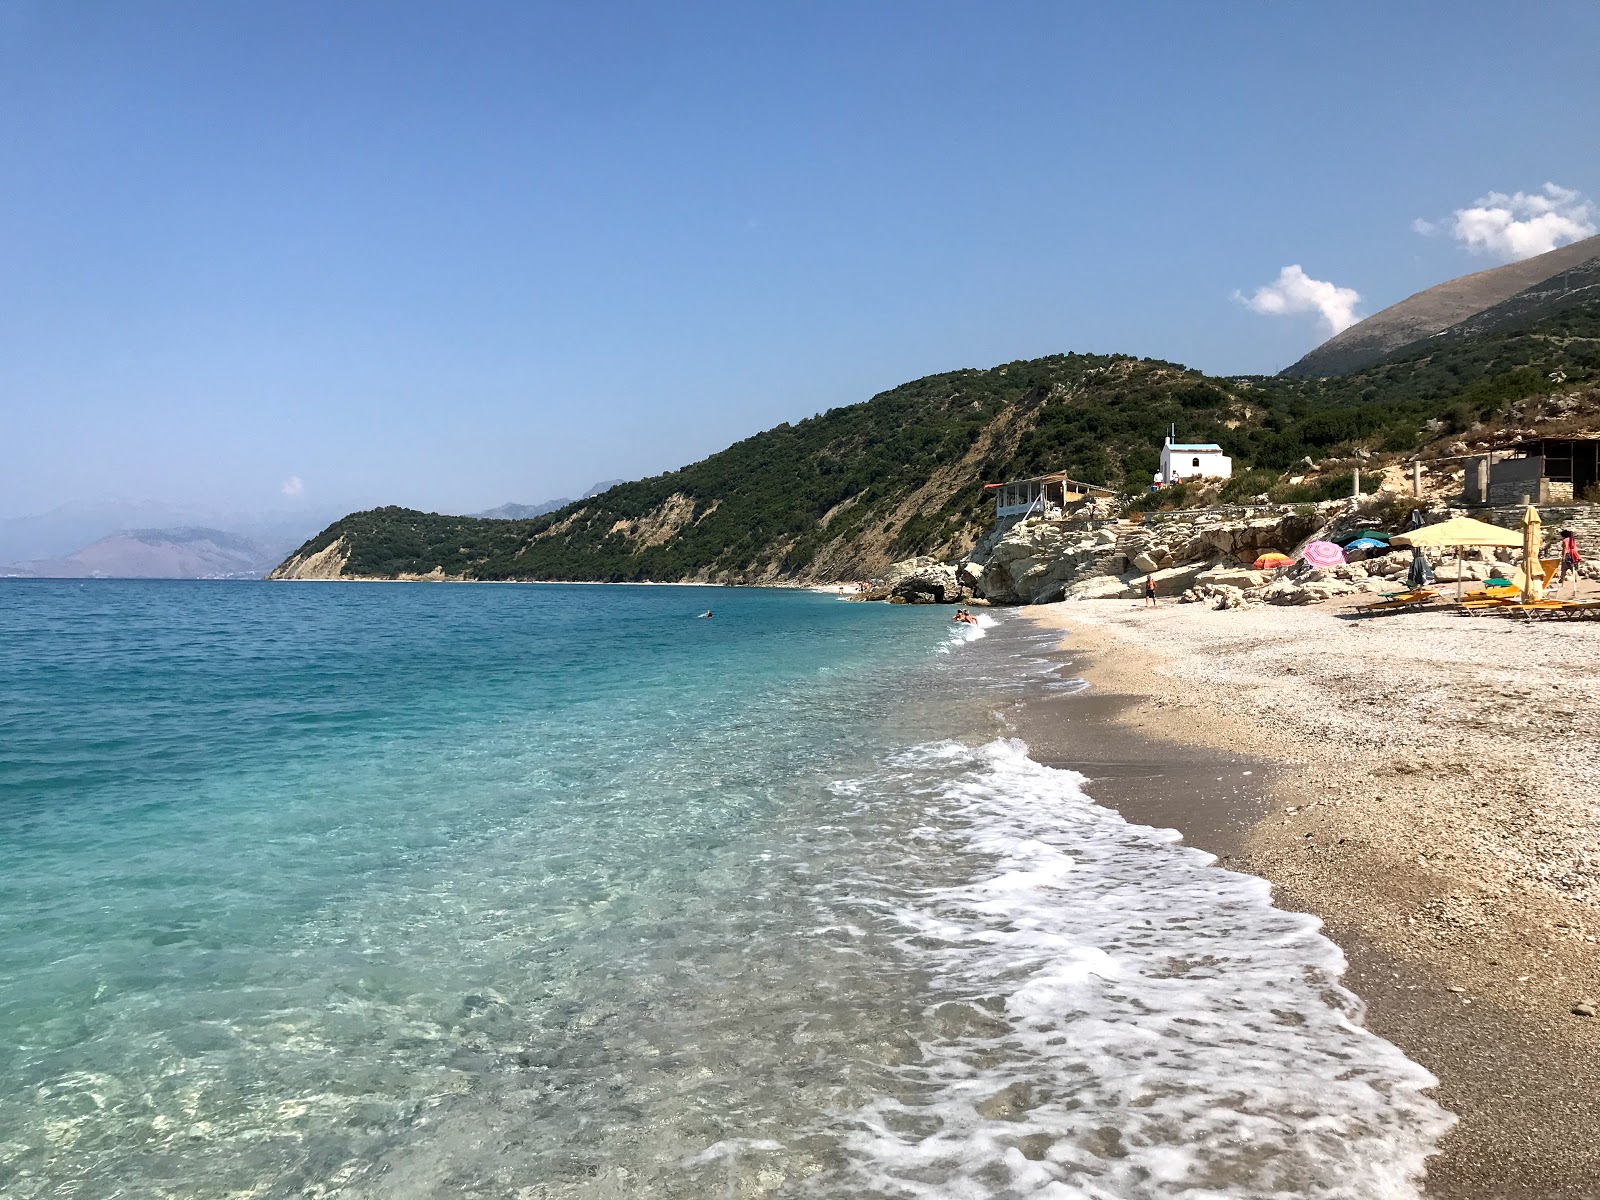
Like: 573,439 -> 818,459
1343,536 -> 1388,551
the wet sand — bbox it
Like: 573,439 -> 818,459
1008,608 -> 1600,1200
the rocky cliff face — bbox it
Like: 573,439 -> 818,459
267,538 -> 352,580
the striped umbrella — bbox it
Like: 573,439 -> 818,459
1301,540 -> 1346,568
1253,551 -> 1293,570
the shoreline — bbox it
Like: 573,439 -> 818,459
1012,602 -> 1600,1199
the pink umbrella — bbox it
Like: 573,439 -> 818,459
1301,540 -> 1346,568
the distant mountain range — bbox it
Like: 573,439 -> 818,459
5,527 -> 288,579
472,481 -> 627,520
1282,233 -> 1600,377
0,485 -> 634,578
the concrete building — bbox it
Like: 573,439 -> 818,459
1464,436 -> 1600,506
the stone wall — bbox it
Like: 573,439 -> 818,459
1480,504 -> 1600,549
1484,455 -> 1548,506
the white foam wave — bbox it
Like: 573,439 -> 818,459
815,739 -> 1453,1198
938,611 -> 997,652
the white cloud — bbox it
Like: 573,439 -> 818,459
280,475 -> 305,497
1414,182 -> 1596,262
1235,265 -> 1362,335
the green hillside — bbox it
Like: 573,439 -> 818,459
274,300 -> 1600,584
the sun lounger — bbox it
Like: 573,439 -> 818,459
1354,587 -> 1440,615
1487,599 -> 1600,621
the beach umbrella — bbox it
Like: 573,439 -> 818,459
1390,516 -> 1523,549
1521,504 -> 1542,603
1302,540 -> 1345,568
1405,508 -> 1434,590
1406,548 -> 1435,590
1253,551 -> 1293,570
1343,536 -> 1388,551
1393,514 -> 1524,600
1355,529 -> 1392,543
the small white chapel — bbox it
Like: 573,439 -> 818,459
1157,425 -> 1232,486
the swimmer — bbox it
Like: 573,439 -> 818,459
700,610 -> 713,619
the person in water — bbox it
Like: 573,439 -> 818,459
700,610 -> 713,619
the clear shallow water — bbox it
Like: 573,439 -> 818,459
0,581 -> 1449,1198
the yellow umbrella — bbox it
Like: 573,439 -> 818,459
1521,505 -> 1542,603
1392,516 -> 1524,600
1390,516 -> 1523,548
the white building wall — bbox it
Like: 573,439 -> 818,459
1159,445 -> 1232,483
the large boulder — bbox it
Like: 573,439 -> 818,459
1182,583 -> 1252,609
1194,566 -> 1268,590
1258,577 -> 1358,605
1065,574 -> 1131,600
863,556 -> 964,603
1119,561 -> 1213,598
973,518 -> 1108,603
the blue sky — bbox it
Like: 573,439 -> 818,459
3,1 -> 1598,522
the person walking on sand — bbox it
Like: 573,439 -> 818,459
1559,529 -> 1581,595
1143,575 -> 1157,607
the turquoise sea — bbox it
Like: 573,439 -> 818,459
0,580 -> 1450,1198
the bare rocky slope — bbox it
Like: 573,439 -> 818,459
1282,234 -> 1600,378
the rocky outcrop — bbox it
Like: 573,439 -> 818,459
960,505 -> 1324,605
858,498 -> 1545,610
857,556 -> 967,604
267,537 -> 351,580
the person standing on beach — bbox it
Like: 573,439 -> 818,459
1143,575 -> 1157,607
1559,529 -> 1581,594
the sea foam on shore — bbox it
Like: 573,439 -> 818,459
812,736 -> 1454,1197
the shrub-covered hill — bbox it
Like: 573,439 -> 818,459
272,302 -> 1600,584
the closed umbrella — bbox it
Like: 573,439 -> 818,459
1302,540 -> 1345,568
1406,547 -> 1435,590
1405,507 -> 1434,591
1521,504 -> 1542,603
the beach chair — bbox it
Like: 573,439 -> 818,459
1353,587 -> 1440,615
1489,599 -> 1572,620
1461,560 -> 1560,610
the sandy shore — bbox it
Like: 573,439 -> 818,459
1016,598 -> 1600,1199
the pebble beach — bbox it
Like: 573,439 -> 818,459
1022,597 -> 1600,1198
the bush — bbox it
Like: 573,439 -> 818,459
1445,402 -> 1474,434
1378,497 -> 1429,528
1219,468 -> 1279,501
1265,473 -> 1355,504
